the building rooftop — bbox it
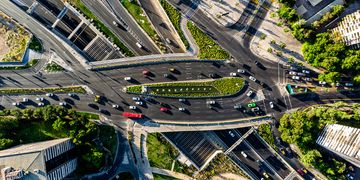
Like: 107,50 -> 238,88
295,0 -> 341,20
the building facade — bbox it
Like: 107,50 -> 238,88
294,0 -> 344,24
0,138 -> 77,180
333,10 -> 360,49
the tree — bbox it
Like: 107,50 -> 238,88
318,72 -> 341,84
354,74 -> 360,83
82,147 -> 104,170
301,150 -> 321,167
0,138 -> 14,150
52,118 -> 66,131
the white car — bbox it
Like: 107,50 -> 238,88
302,69 -> 310,74
124,77 -> 132,81
249,76 -> 256,82
46,93 -> 53,97
136,42 -> 142,48
112,21 -> 118,26
251,107 -> 260,112
237,69 -> 245,73
289,71 -> 297,75
38,102 -> 44,107
234,104 -> 242,109
178,107 -> 185,111
228,131 -> 235,137
206,100 -> 216,105
246,90 -> 253,97
135,101 -> 143,105
179,98 -> 186,102
230,72 -> 237,77
132,97 -> 140,101
12,102 -> 19,106
129,106 -> 137,110
292,76 -> 300,80
36,97 -> 44,101
59,102 -> 67,106
241,151 -> 248,158
112,104 -> 119,108
269,101 -> 274,109
22,98 -> 28,102
68,93 -> 74,97
319,81 -> 327,85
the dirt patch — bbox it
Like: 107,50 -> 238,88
211,173 -> 248,180
0,35 -> 9,59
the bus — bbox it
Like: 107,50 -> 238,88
122,112 -> 143,119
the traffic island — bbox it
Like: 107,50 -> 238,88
0,86 -> 86,95
125,77 -> 245,98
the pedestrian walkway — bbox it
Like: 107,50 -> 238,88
152,167 -> 193,180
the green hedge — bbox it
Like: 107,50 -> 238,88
67,0 -> 134,57
0,86 -> 86,95
126,77 -> 244,97
187,21 -> 230,60
160,0 -> 189,49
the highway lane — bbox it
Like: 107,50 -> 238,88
98,0 -> 161,55
138,0 -> 186,53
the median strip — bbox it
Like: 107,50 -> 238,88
125,77 -> 244,97
0,86 -> 86,95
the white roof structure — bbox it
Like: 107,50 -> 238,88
316,124 -> 360,167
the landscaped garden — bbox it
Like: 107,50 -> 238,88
187,21 -> 230,60
0,106 -> 116,176
0,12 -> 31,62
44,62 -> 64,72
126,77 -> 244,97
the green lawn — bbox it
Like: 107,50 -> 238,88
159,0 -> 189,49
147,133 -> 195,176
187,21 -> 230,60
68,0 -> 134,56
44,62 -> 64,72
126,77 -> 244,97
0,86 -> 86,95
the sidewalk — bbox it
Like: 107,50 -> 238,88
249,2 -> 322,74
152,167 -> 193,180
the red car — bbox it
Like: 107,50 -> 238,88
297,168 -> 305,176
160,107 -> 169,112
122,112 -> 143,119
142,70 -> 150,75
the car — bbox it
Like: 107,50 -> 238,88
286,147 -> 292,155
112,104 -> 119,108
144,97 -> 153,102
179,98 -> 186,102
124,77 -> 132,81
68,93 -> 74,97
280,148 -> 286,155
269,101 -> 274,108
255,61 -> 259,65
178,107 -> 185,111
165,38 -> 171,44
228,131 -> 235,137
12,102 -> 19,106
276,137 -> 281,144
304,77 -> 312,81
241,151 -> 247,158
46,93 -> 53,97
169,68 -> 176,72
297,169 -> 305,176
234,104 -> 242,109
246,90 -> 253,97
247,103 -> 257,108
112,21 -> 118,26
135,101 -> 143,105
36,97 -> 44,101
336,82 -> 342,87
319,81 -> 327,85
22,98 -> 28,102
38,102 -> 44,107
237,69 -> 245,73
94,95 -> 101,103
132,97 -> 140,101
230,72 -> 237,77
249,76 -> 256,81
136,42 -> 142,48
160,107 -> 169,112
290,66 -> 299,71
142,70 -> 150,75
346,173 -> 354,180
289,71 -> 297,75
59,102 -> 67,106
163,73 -> 170,78
292,76 -> 300,80
345,82 -> 354,87
297,72 -> 306,76
302,69 -> 310,74
251,107 -> 260,112
262,172 -> 269,179
206,100 -> 216,105
129,106 -> 137,110
256,159 -> 262,165
209,73 -> 217,78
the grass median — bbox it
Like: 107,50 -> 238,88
44,62 -> 64,72
0,86 -> 86,95
67,0 -> 134,57
159,0 -> 189,49
126,77 -> 244,97
187,21 -> 230,60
